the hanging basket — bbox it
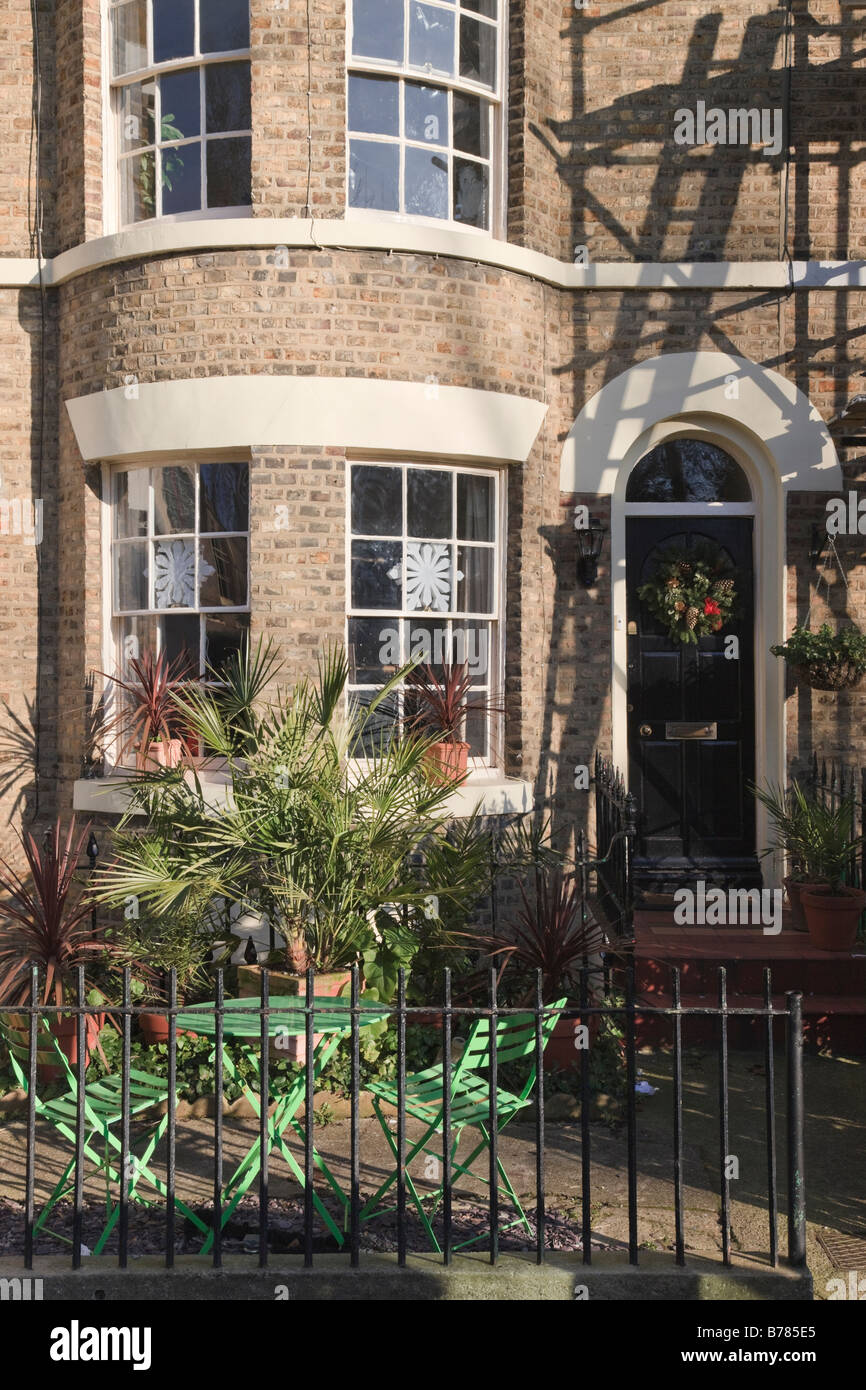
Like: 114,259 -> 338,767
791,660 -> 865,692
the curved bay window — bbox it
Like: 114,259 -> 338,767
109,0 -> 252,226
626,439 -> 752,504
347,0 -> 503,230
109,461 -> 250,724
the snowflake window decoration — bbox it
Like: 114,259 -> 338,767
154,539 -> 212,608
395,542 -> 464,612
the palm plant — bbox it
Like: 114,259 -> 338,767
752,779 -> 864,889
93,644 -> 489,991
0,818 -> 118,1005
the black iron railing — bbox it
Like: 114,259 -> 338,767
0,962 -> 806,1274
593,752 -> 639,941
805,753 -> 866,890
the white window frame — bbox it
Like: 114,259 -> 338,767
104,0 -> 253,233
345,458 -> 506,774
346,0 -> 508,236
101,457 -> 252,770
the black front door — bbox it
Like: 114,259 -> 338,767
626,517 -> 759,893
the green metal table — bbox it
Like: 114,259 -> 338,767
175,996 -> 389,1251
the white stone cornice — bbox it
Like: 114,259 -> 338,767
1,219 -> 864,290
66,375 -> 547,465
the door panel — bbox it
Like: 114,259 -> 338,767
626,516 -> 759,892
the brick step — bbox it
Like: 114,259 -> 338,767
633,953 -> 866,999
632,992 -> 865,1053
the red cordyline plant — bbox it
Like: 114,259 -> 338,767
98,648 -> 195,761
474,868 -> 603,1003
0,818 -> 117,1006
404,661 -> 503,744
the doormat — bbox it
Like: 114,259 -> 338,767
817,1230 -> 866,1269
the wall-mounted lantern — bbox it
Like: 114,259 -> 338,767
576,516 -> 607,588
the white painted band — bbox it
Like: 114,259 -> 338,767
66,375 -> 547,465
2,219 -> 864,290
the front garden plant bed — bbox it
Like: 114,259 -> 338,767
0,1196 -> 610,1259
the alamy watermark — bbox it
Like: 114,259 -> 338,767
377,624 -> 489,678
0,497 -> 43,544
673,101 -> 783,158
673,880 -> 782,935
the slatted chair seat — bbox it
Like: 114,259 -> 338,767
361,998 -> 566,1252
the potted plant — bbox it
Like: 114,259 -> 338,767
750,780 -> 829,931
404,661 -> 503,785
796,794 -> 866,951
115,914 -> 220,1044
98,648 -> 196,770
94,643 -> 485,1062
770,623 -> 866,692
466,866 -> 604,1071
0,819 -> 119,1078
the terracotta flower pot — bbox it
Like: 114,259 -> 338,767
801,885 -> 866,952
136,740 -> 184,770
35,1014 -> 104,1082
543,1013 -> 601,1072
138,1012 -> 196,1045
237,965 -> 353,1063
784,877 -> 829,933
424,740 -> 470,786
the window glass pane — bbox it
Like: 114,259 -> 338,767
199,537 -> 248,607
404,83 -> 448,145
453,619 -> 490,682
161,141 -> 202,213
154,538 -> 197,608
409,4 -> 456,73
349,75 -> 399,135
160,69 -> 201,141
352,0 -> 404,61
161,613 -> 200,669
200,0 -> 251,53
120,151 -> 155,223
626,441 -> 752,503
114,541 -> 149,611
405,541 -> 453,611
453,156 -> 488,227
199,462 -> 249,533
457,546 -> 493,612
459,15 -> 496,86
153,0 -> 195,63
117,615 -> 157,674
119,81 -> 155,152
154,465 -> 196,534
405,147 -> 448,218
206,61 -> 251,133
351,540 -> 403,609
407,469 -> 451,538
349,617 -> 398,684
405,617 -> 449,678
114,468 -> 150,538
111,0 -> 147,76
453,92 -> 488,157
206,135 -> 251,206
205,612 -> 250,676
352,465 -> 402,535
461,0 -> 496,15
349,140 -> 399,211
457,473 -> 494,540
464,705 -> 487,757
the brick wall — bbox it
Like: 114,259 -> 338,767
0,0 -> 56,256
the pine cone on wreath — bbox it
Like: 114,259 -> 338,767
686,607 -> 700,630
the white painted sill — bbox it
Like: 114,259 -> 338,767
72,771 -> 533,819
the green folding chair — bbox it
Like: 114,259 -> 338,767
0,1014 -> 209,1253
361,998 -> 567,1252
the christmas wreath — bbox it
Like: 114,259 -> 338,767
637,543 -> 737,645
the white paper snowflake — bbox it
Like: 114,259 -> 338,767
404,542 -> 456,612
154,539 -> 196,608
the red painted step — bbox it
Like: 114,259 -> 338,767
631,992 -> 864,1053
